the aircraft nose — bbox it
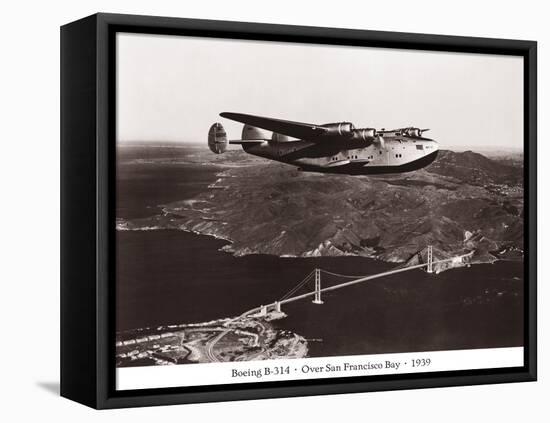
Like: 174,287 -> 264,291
423,140 -> 438,158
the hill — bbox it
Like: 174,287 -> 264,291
119,149 -> 524,263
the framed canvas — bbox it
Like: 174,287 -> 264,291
60,13 -> 537,409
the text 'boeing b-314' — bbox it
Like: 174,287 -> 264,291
208,112 -> 438,175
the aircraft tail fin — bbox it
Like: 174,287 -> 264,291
207,122 -> 228,154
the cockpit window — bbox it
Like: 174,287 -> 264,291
416,145 -> 424,150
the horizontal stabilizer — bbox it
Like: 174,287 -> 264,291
229,139 -> 266,145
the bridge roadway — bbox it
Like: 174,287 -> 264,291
204,257 -> 456,362
276,258 -> 455,306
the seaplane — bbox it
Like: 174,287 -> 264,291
208,112 -> 438,175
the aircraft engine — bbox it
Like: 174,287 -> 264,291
404,127 -> 429,138
321,122 -> 355,137
208,122 -> 228,154
353,127 -> 377,145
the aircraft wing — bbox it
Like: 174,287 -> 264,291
220,112 -> 329,140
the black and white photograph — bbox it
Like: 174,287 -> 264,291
113,32 -> 527,389
4,0 -> 547,418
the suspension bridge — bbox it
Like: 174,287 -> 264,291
248,246 -> 471,317
204,246 -> 471,361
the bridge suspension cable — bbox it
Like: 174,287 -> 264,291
279,269 -> 316,301
246,247 -> 467,318
279,268 -> 377,303
319,269 -> 371,279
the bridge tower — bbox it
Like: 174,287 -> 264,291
427,245 -> 433,274
274,301 -> 281,313
312,268 -> 323,304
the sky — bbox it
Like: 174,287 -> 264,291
117,33 -> 523,150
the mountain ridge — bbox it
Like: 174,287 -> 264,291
118,149 -> 524,264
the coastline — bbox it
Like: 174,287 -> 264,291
116,223 -> 522,267
116,312 -> 309,368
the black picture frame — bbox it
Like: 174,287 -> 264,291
60,12 -> 537,409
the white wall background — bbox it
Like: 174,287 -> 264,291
0,0 -> 547,420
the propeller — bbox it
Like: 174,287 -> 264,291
374,135 -> 385,149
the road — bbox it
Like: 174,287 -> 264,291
205,306 -> 262,362
205,329 -> 229,362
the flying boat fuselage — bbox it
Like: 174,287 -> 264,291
208,113 -> 439,175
